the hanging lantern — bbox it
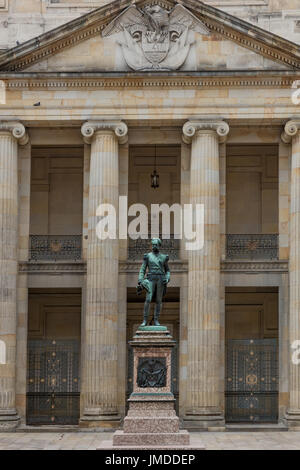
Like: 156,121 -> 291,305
151,169 -> 159,189
151,146 -> 159,189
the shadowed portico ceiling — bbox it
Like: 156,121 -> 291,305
0,0 -> 299,71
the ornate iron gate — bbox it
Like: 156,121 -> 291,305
225,339 -> 278,423
27,339 -> 80,425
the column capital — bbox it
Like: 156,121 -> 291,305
81,120 -> 128,145
182,119 -> 229,145
0,121 -> 29,146
281,120 -> 300,144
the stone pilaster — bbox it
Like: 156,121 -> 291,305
282,120 -> 300,428
80,121 -> 128,429
182,120 -> 229,430
16,141 -> 31,423
0,121 -> 28,430
118,141 -> 129,419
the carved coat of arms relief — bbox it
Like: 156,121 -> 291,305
102,4 -> 210,71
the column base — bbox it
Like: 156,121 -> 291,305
0,410 -> 20,432
284,409 -> 300,430
183,410 -> 225,431
79,411 -> 121,431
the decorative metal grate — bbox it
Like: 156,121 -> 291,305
137,357 -> 167,388
128,236 -> 180,260
27,339 -> 80,425
29,235 -> 82,261
225,339 -> 278,423
226,234 -> 278,260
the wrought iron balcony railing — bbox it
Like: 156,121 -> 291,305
226,234 -> 278,260
128,236 -> 180,260
29,235 -> 82,261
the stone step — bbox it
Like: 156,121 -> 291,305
113,430 -> 190,446
127,410 -> 177,417
226,424 -> 288,432
128,402 -> 175,411
124,416 -> 180,433
98,441 -> 206,450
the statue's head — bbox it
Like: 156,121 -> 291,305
151,238 -> 161,253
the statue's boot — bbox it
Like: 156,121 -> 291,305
141,302 -> 150,327
154,305 -> 161,326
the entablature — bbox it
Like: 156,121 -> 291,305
0,70 -> 298,90
19,260 -> 289,275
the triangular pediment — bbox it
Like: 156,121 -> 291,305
0,0 -> 299,73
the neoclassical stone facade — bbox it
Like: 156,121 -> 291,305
0,0 -> 299,431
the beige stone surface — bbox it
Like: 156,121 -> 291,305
0,0 -> 299,51
279,142 -> 290,260
15,142 -> 31,422
285,124 -> 300,426
0,0 -> 297,433
1,431 -> 300,450
184,123 -> 227,427
0,82 -> 297,126
0,126 -> 21,428
25,31 -> 291,73
80,123 -> 126,427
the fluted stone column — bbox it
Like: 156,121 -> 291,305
182,120 -> 229,430
282,120 -> 300,427
0,122 -> 28,430
80,121 -> 127,428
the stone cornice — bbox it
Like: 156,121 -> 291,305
182,119 -> 230,144
0,0 -> 299,71
81,120 -> 128,144
19,260 -> 188,274
119,260 -> 188,273
19,261 -> 86,274
0,121 -> 29,145
221,260 -> 288,273
0,0 -> 133,72
281,120 -> 300,144
181,0 -> 300,68
1,72 -> 297,90
19,260 -> 289,274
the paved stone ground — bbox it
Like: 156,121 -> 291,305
0,432 -> 299,450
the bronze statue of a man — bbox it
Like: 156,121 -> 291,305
137,238 -> 170,327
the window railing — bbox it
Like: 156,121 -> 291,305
29,235 -> 82,261
29,234 -> 278,262
128,236 -> 180,260
226,234 -> 278,260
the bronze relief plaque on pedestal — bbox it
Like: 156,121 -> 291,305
137,357 -> 167,388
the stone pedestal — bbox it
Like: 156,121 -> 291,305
98,327 -> 204,450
